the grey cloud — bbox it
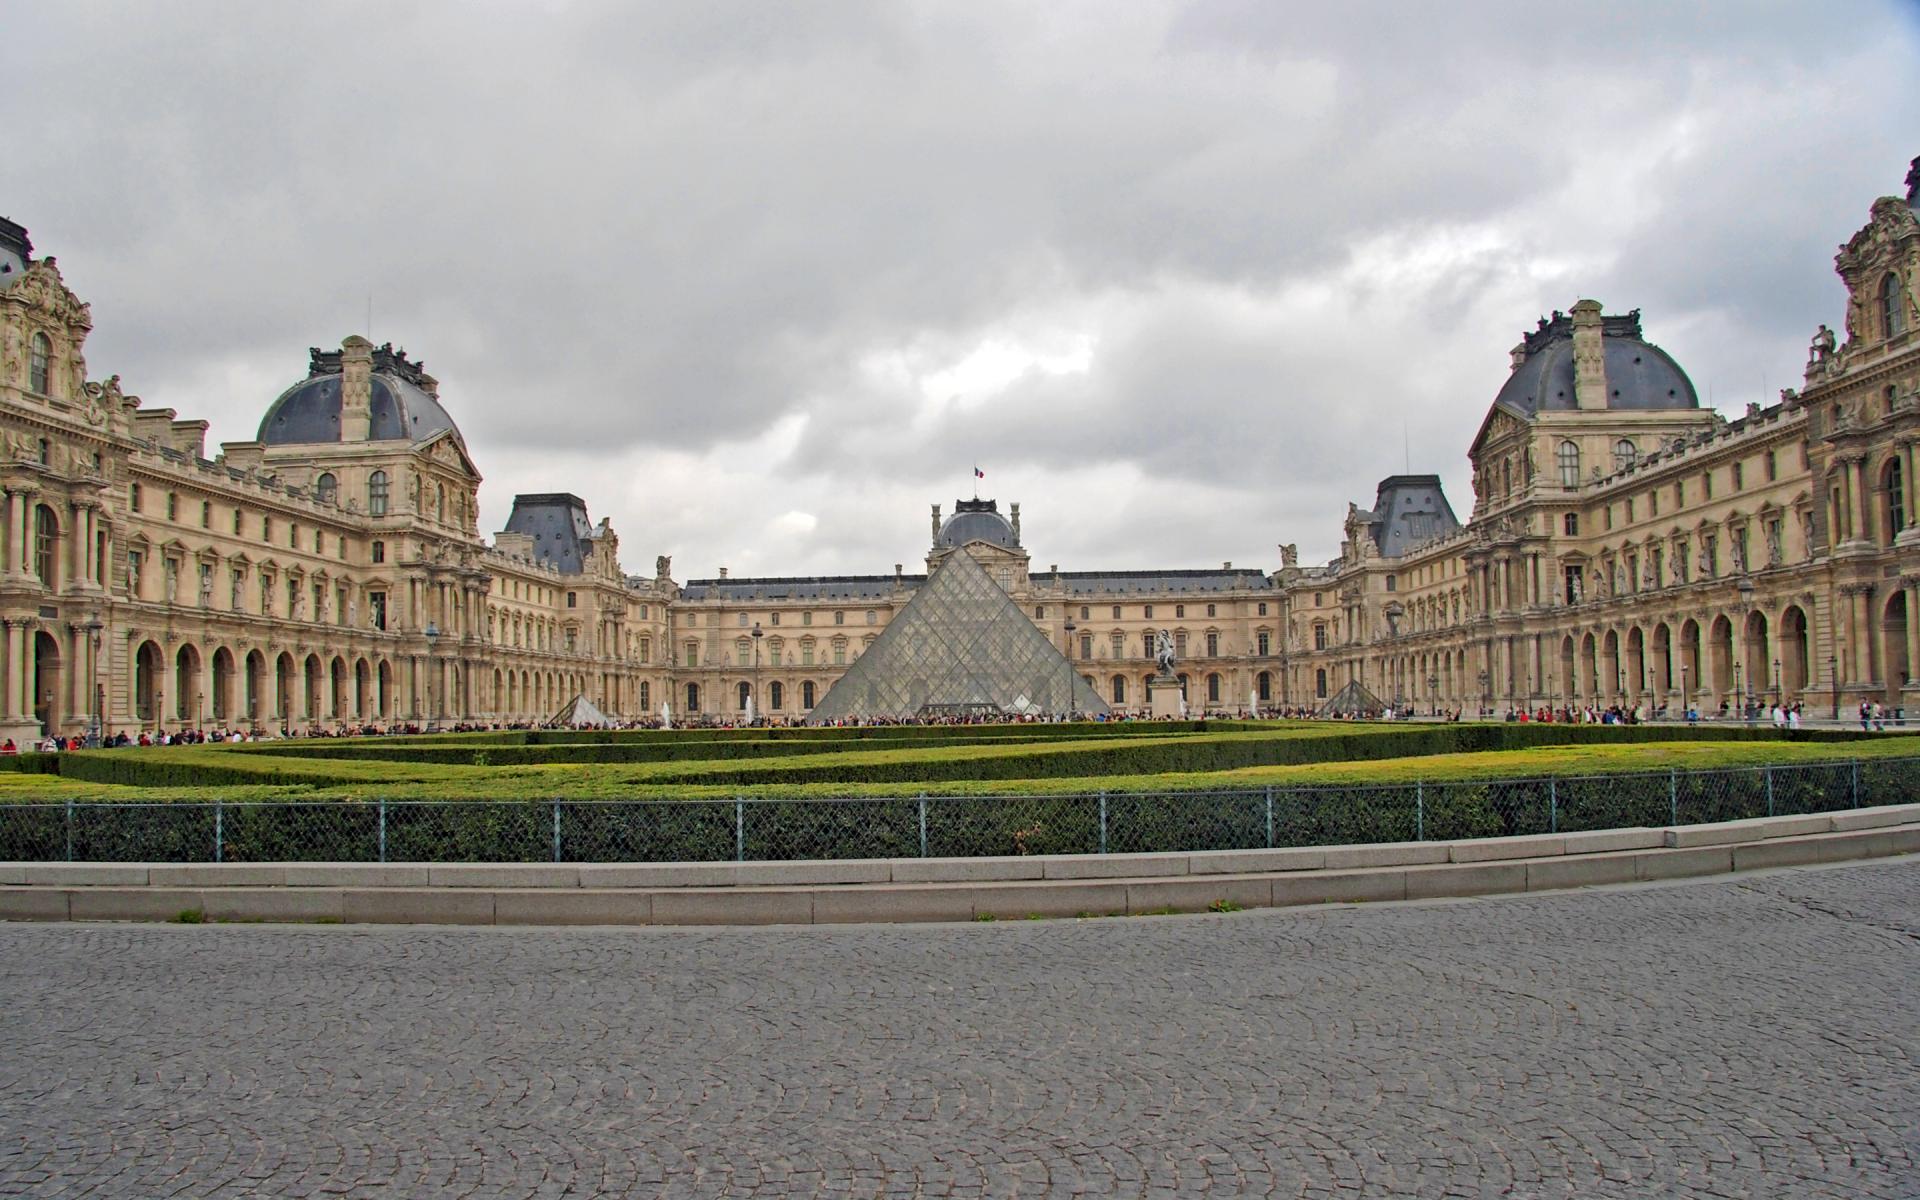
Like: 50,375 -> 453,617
3,1 -> 1914,573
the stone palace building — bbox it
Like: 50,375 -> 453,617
0,158 -> 1913,740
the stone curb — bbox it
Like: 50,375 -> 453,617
0,809 -> 1914,926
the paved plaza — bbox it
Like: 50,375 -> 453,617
1,862 -> 1915,1199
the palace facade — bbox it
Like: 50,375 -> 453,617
0,158 -> 1913,739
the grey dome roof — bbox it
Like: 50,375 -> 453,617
1492,309 -> 1697,417
936,500 -> 1018,550
257,344 -> 460,446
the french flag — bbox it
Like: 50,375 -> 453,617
974,466 -> 985,479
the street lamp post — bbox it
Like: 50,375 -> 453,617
423,621 -> 440,732
1477,669 -> 1489,718
84,619 -> 103,748
1426,673 -> 1439,717
1062,617 -> 1077,720
1772,657 -> 1782,704
1734,661 -> 1745,722
1830,653 -> 1841,722
750,622 -> 764,726
1680,663 -> 1690,716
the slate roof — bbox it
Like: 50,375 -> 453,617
679,575 -> 921,602
503,493 -> 595,575
0,217 -> 29,289
1491,309 -> 1696,417
257,344 -> 460,446
1355,475 -> 1460,558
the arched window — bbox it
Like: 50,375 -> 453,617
27,333 -> 50,395
1883,273 -> 1908,340
1612,439 -> 1638,472
685,682 -> 699,713
1206,673 -> 1221,703
802,681 -> 816,709
33,505 -> 56,585
1557,440 -> 1581,488
769,681 -> 784,709
367,471 -> 389,516
736,681 -> 751,711
1887,456 -> 1906,539
315,473 -> 337,504
1111,675 -> 1127,704
1314,668 -> 1328,698
1257,671 -> 1271,701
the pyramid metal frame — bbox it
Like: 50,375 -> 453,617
805,549 -> 1108,724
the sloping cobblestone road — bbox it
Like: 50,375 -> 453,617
2,861 -> 1916,1198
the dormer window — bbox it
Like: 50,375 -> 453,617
1557,440 -> 1581,488
1883,273 -> 1907,340
367,471 -> 389,517
27,333 -> 50,395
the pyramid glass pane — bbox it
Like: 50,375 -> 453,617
806,550 -> 1108,723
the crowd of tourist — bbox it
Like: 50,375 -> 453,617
0,695 -> 1903,755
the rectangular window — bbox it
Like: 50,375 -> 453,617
1766,519 -> 1783,565
259,574 -> 273,615
638,637 -> 651,664
1649,491 -> 1659,517
1174,604 -> 1184,619
200,501 -> 211,528
1079,606 -> 1089,620
685,643 -> 698,668
1079,633 -> 1092,660
1143,605 -> 1154,619
166,493 -> 178,521
1313,624 -> 1327,650
336,585 -> 348,625
290,523 -> 298,548
1563,512 -> 1579,536
800,643 -> 814,666
1111,605 -> 1121,619
232,509 -> 243,535
1732,461 -> 1745,490
834,611 -> 845,625
1205,632 -> 1219,656
567,592 -> 577,608
1563,565 -> 1584,604
197,563 -> 211,606
1386,576 -> 1397,591
801,611 -> 812,626
833,644 -> 846,665
1704,535 -> 1719,578
369,591 -> 387,630
770,610 -> 780,625
1703,471 -> 1714,499
639,682 -> 650,711
1256,631 -> 1271,655
311,582 -> 323,621
262,516 -> 272,542
1257,602 -> 1267,616
1206,604 -> 1216,618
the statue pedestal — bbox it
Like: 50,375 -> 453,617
1147,674 -> 1185,719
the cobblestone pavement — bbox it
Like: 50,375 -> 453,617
2,862 -> 1916,1199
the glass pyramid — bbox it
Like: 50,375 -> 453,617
1315,678 -> 1387,718
806,549 -> 1109,723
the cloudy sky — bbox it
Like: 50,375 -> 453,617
5,2 -> 1917,577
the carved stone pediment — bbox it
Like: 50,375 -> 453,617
1,258 -> 92,330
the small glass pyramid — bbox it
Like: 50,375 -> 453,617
806,550 -> 1109,723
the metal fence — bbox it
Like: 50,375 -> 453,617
2,756 -> 1915,864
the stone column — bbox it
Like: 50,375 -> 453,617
1905,579 -> 1920,694
1903,440 -> 1920,536
159,643 -> 177,729
1852,456 -> 1873,544
12,486 -> 34,576
3,621 -> 22,720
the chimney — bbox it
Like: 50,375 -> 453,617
718,566 -> 728,579
1510,342 -> 1528,370
339,335 -> 373,441
1223,561 -> 1232,570
931,504 -> 941,540
1009,502 -> 1021,542
1570,299 -> 1608,410
417,371 -> 439,400
894,562 -> 903,582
